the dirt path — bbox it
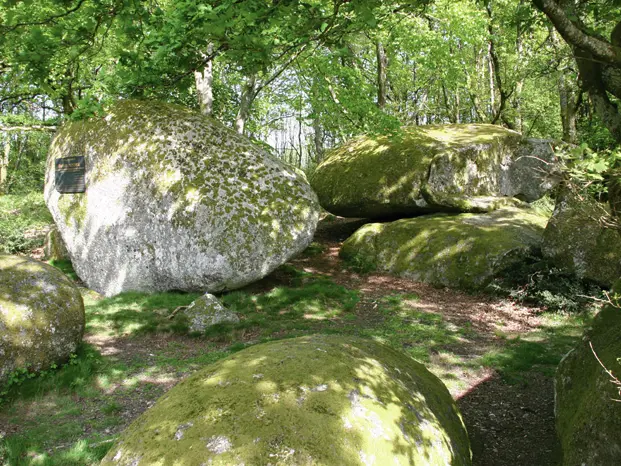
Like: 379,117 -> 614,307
290,217 -> 562,466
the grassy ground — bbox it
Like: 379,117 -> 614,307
0,195 -> 595,465
0,262 -> 591,465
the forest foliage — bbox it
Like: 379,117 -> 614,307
0,0 -> 619,184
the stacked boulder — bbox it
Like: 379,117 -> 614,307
311,124 -> 557,289
44,100 -> 321,297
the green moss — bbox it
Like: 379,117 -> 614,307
0,255 -> 85,385
310,124 -> 522,218
555,287 -> 621,464
542,190 -> 621,287
341,208 -> 549,290
101,335 -> 471,465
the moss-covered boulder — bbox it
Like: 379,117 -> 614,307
310,124 -> 557,219
542,189 -> 621,287
0,255 -> 84,386
341,207 -> 548,290
101,335 -> 471,466
44,100 -> 320,296
555,285 -> 621,465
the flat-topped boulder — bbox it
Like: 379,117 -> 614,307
341,208 -> 549,290
44,100 -> 320,296
0,255 -> 85,386
101,334 -> 471,465
310,124 -> 557,219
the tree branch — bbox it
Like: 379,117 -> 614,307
0,125 -> 57,133
531,0 -> 621,66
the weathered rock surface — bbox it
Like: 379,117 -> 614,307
555,284 -> 621,465
43,227 -> 69,261
44,100 -> 320,296
310,124 -> 557,219
341,207 -> 549,290
0,255 -> 84,385
542,189 -> 621,287
182,293 -> 239,333
101,334 -> 471,466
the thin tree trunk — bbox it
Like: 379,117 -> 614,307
194,44 -> 214,116
313,117 -> 324,163
514,8 -> 525,132
376,40 -> 388,109
235,75 -> 257,135
486,0 -> 512,127
0,141 -> 9,194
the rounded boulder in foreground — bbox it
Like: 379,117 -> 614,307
44,100 -> 320,296
101,335 -> 472,466
0,255 -> 85,386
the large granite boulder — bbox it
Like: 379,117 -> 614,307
310,124 -> 557,219
101,335 -> 471,466
555,284 -> 621,465
542,189 -> 621,287
44,100 -> 320,296
341,207 -> 549,290
0,255 -> 85,386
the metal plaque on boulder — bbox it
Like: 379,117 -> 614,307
55,156 -> 85,193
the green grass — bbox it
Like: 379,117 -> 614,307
0,192 -> 52,254
85,290 -> 202,336
0,260 -> 593,465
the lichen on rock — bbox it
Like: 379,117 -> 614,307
44,100 -> 320,296
182,293 -> 239,333
310,124 -> 557,219
0,254 -> 85,386
100,334 -> 471,466
43,227 -> 69,261
341,207 -> 549,290
542,189 -> 621,287
555,281 -> 621,465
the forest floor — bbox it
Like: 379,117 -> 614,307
0,209 -> 593,465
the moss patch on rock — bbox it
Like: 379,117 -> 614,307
101,334 -> 471,466
542,189 -> 621,287
0,255 -> 85,386
310,124 -> 554,219
341,208 -> 549,290
555,283 -> 621,465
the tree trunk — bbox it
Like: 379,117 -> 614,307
312,117 -> 324,163
532,0 -> 621,142
376,40 -> 388,109
194,44 -> 214,116
235,75 -> 257,135
486,0 -> 512,127
0,141 -> 9,194
558,73 -> 578,143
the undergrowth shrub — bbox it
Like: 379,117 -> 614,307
0,192 -> 52,254
486,251 -> 604,312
